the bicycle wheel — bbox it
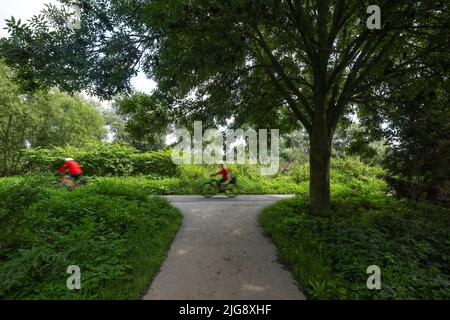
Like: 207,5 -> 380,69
202,182 -> 217,198
225,184 -> 238,198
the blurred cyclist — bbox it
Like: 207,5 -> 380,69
211,163 -> 230,191
58,158 -> 83,181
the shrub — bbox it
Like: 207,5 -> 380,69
130,151 -> 178,176
0,176 -> 182,299
292,163 -> 309,184
21,143 -> 177,177
260,197 -> 450,299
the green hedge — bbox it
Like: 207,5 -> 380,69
0,175 -> 182,299
21,143 -> 178,177
260,196 -> 450,299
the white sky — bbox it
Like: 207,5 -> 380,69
0,0 -> 156,95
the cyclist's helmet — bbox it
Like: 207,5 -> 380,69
64,158 -> 74,162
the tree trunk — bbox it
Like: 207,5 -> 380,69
309,120 -> 332,216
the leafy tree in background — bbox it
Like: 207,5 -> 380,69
279,122 -> 387,174
27,91 -> 107,148
1,1 -> 448,214
280,129 -> 310,165
0,61 -> 30,175
333,122 -> 386,164
0,61 -> 106,176
102,106 -> 130,143
113,92 -> 173,150
356,33 -> 450,202
102,93 -> 172,151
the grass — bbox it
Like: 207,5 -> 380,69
0,175 -> 182,299
260,193 -> 450,299
84,158 -> 384,196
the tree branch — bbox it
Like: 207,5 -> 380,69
252,26 -> 313,117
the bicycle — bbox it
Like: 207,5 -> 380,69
202,176 -> 239,198
58,174 -> 88,191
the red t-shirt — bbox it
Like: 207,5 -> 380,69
219,167 -> 229,180
58,160 -> 83,175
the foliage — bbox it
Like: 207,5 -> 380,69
76,158 -> 384,197
260,196 -> 450,299
113,93 -> 174,151
26,90 -> 107,148
21,143 -> 178,177
353,5 -> 450,203
0,175 -> 182,299
102,107 -> 130,145
333,123 -> 387,165
0,61 -> 106,176
357,38 -> 450,203
2,0 -> 443,125
279,129 -> 310,168
279,125 -> 387,172
0,60 -> 28,176
2,0 -> 447,214
381,87 -> 450,198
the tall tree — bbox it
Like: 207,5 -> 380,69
27,91 -> 107,148
1,0 -> 447,214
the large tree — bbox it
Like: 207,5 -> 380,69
1,0 -> 447,214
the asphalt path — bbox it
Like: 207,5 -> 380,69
143,195 -> 305,300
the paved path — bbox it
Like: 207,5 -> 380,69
143,195 -> 305,300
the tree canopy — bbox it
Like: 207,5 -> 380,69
1,0 -> 448,213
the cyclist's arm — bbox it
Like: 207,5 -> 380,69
212,169 -> 222,176
58,163 -> 68,174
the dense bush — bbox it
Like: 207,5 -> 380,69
3,158 -> 386,204
72,158 -> 382,196
130,151 -> 178,176
0,176 -> 182,299
21,143 -> 178,177
260,196 -> 450,299
18,145 -> 387,198
171,158 -> 386,196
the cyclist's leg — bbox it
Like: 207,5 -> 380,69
219,178 -> 227,191
57,173 -> 65,184
70,174 -> 81,187
60,175 -> 75,190
61,175 -> 70,184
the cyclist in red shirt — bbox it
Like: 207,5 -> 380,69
211,164 -> 230,190
58,158 -> 83,181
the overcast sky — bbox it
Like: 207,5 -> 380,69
0,0 -> 155,95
